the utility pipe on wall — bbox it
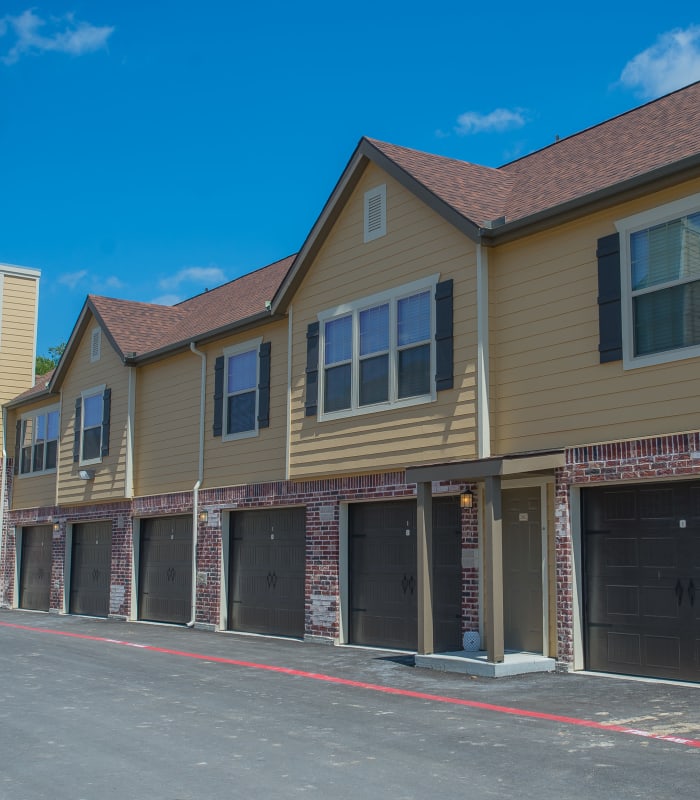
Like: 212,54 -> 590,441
188,342 -> 207,628
0,407 -> 8,607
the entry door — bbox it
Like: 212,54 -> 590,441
139,516 -> 192,624
70,522 -> 112,617
19,525 -> 53,611
229,508 -> 306,637
584,483 -> 700,682
503,487 -> 543,653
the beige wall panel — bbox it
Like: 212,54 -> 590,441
0,274 -> 38,444
134,352 -> 201,496
289,162 -> 479,478
491,178 -> 700,454
57,316 -> 129,504
202,320 -> 288,488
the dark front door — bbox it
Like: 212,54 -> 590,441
503,487 -> 543,653
139,516 -> 192,624
19,525 -> 52,611
584,482 -> 700,682
70,522 -> 112,617
350,498 -> 461,651
229,508 -> 306,637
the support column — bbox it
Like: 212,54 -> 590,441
416,481 -> 434,655
483,475 -> 504,663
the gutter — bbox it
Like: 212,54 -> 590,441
188,342 -> 207,627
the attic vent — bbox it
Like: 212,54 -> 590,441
364,184 -> 386,243
90,327 -> 101,363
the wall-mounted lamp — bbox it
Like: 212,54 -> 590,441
460,490 -> 474,509
198,510 -> 208,523
52,518 -> 61,533
78,469 -> 95,480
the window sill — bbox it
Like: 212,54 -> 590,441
18,469 -> 57,479
623,342 -> 700,370
319,391 -> 435,423
222,428 -> 259,443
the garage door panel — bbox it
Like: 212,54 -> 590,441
585,483 -> 700,682
229,508 -> 305,638
70,522 -> 112,617
19,526 -> 52,612
139,516 -> 192,624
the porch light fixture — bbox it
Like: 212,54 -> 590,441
52,519 -> 60,533
78,469 -> 95,480
198,510 -> 208,523
460,490 -> 474,509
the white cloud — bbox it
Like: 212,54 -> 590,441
454,108 -> 528,136
57,270 -> 88,290
159,266 -> 227,291
104,276 -> 125,290
150,293 -> 182,306
620,25 -> 700,99
1,9 -> 114,65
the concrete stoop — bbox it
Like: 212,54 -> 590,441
415,649 -> 556,678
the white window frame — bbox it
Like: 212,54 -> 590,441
364,184 -> 387,243
80,384 -> 106,466
90,327 -> 101,362
618,191 -> 700,369
222,337 -> 262,441
318,275 -> 438,422
19,404 -> 60,476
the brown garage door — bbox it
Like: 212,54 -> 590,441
229,508 -> 306,637
584,482 -> 700,682
350,498 -> 461,651
139,516 -> 192,624
70,522 -> 112,617
19,525 -> 52,611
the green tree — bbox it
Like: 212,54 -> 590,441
35,342 -> 66,376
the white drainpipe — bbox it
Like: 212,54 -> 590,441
188,342 -> 207,628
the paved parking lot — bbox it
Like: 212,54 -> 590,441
1,609 -> 698,799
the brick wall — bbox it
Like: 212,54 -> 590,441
0,458 -> 13,607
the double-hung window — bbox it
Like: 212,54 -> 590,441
19,406 -> 59,475
618,193 -> 700,367
74,385 -> 111,465
224,339 -> 261,439
319,276 -> 437,419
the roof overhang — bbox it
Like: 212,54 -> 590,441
405,450 -> 565,483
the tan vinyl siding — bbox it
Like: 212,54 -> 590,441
6,402 -> 58,511
0,273 -> 38,444
134,351 -> 201,496
289,162 -> 478,479
491,177 -> 700,454
203,320 -> 288,488
57,317 -> 129,504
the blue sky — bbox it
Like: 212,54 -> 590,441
2,2 -> 700,357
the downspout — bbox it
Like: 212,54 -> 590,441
0,407 -> 8,606
476,243 -> 491,459
188,342 -> 206,628
285,304 -> 293,480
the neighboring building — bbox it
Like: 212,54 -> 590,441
0,262 -> 40,606
2,82 -> 700,682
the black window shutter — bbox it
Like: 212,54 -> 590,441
213,355 -> 224,437
101,387 -> 111,457
258,341 -> 271,429
305,322 -> 319,417
597,233 -> 623,363
73,397 -> 81,462
435,279 -> 454,391
14,419 -> 21,475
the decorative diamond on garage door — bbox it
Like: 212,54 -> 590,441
584,482 -> 700,682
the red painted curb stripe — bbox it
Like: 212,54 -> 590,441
3,620 -> 700,749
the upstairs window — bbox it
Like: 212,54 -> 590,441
618,194 -> 700,367
317,277 -> 438,420
73,385 -> 111,465
19,407 -> 59,475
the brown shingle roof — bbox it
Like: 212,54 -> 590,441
90,255 -> 294,359
368,80 -> 700,228
7,369 -> 55,405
